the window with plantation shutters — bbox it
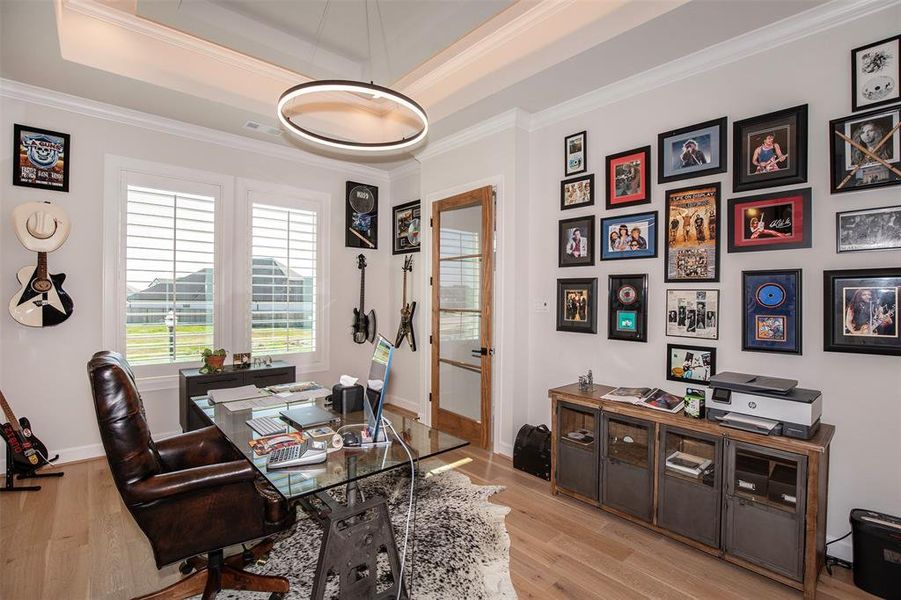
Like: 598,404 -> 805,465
250,202 -> 317,355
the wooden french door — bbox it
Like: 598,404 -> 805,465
431,186 -> 494,449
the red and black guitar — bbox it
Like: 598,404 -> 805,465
0,390 -> 54,471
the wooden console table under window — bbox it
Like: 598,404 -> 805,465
549,383 -> 834,600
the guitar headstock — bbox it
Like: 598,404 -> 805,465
403,256 -> 413,272
357,254 -> 367,270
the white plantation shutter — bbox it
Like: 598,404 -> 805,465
125,185 -> 216,365
250,203 -> 317,355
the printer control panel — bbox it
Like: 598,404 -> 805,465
711,387 -> 731,405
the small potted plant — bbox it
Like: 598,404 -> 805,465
200,348 -> 227,374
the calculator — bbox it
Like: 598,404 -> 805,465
266,440 -> 328,469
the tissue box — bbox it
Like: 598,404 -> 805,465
331,383 -> 364,413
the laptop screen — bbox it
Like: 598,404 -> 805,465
365,335 -> 395,441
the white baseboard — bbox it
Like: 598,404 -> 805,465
495,441 -> 514,458
386,395 -> 421,417
826,534 -> 853,563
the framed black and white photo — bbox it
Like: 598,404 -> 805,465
557,278 -> 598,334
13,124 -> 70,192
666,343 -> 715,385
600,210 -> 657,261
565,131 -> 587,176
742,269 -> 802,355
852,34 -> 900,112
608,274 -> 648,342
733,105 -> 808,192
657,117 -> 727,184
560,173 -> 594,210
836,205 -> 901,253
666,289 -> 719,340
824,268 -> 901,356
345,181 -> 378,248
392,200 -> 421,254
558,215 -> 595,267
829,105 -> 901,194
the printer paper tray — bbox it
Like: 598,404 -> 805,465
716,412 -> 782,436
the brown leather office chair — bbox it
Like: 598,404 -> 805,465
87,351 -> 295,600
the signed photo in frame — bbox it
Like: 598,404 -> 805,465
836,205 -> 901,253
727,188 -> 812,253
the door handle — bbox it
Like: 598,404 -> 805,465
470,347 -> 494,357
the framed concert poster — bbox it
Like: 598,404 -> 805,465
742,269 -> 802,355
345,181 -> 378,249
558,215 -> 595,268
664,183 -> 720,283
727,188 -> 812,253
733,105 -> 808,192
557,278 -> 598,334
608,274 -> 648,342
824,267 -> 901,356
836,205 -> 901,253
605,146 -> 651,209
600,211 -> 657,261
666,289 -> 719,340
12,124 -> 70,192
829,105 -> 901,194
565,131 -> 587,176
657,117 -> 727,184
666,343 -> 715,385
851,34 -> 900,112
560,173 -> 594,211
392,200 -> 420,254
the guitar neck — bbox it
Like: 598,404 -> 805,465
37,252 -> 48,280
359,267 -> 365,311
0,390 -> 20,430
401,269 -> 408,306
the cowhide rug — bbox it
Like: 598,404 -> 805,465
219,469 -> 516,600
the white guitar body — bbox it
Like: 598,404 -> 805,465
9,263 -> 74,328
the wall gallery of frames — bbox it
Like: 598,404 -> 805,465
555,33 -> 901,386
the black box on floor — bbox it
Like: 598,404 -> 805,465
850,509 -> 901,599
513,424 -> 551,481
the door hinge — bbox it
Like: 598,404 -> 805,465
429,334 -> 433,344
429,276 -> 433,286
430,217 -> 433,227
429,393 -> 433,403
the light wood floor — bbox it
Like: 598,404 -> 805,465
0,448 -> 873,600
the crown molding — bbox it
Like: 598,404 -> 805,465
0,78 -> 391,181
415,108 -> 532,162
529,0 -> 900,131
388,161 -> 421,181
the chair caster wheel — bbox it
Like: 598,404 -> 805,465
178,561 -> 194,575
268,593 -> 285,600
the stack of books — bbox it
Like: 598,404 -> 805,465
600,387 -> 685,413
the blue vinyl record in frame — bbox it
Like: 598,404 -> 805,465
742,269 -> 802,354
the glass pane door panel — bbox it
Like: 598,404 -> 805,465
438,361 -> 481,422
559,405 -> 596,449
734,448 -> 800,512
607,418 -> 649,468
664,431 -> 716,487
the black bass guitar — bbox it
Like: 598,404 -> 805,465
0,390 -> 55,471
395,256 -> 417,351
9,251 -> 73,327
352,254 -> 376,344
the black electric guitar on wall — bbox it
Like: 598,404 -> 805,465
8,251 -> 74,328
352,254 -> 376,344
0,390 -> 56,472
395,256 -> 417,351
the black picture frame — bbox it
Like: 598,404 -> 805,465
742,269 -> 802,355
565,130 -> 587,176
12,123 -> 71,192
557,278 -> 598,334
836,204 -> 901,253
726,188 -> 812,253
665,289 -> 720,340
391,199 -> 421,254
560,173 -> 594,211
733,104 -> 808,192
829,105 -> 901,194
345,181 -> 378,249
824,267 -> 901,356
664,182 -> 721,283
605,145 -> 651,209
666,343 -> 716,385
657,117 -> 727,184
599,210 -> 658,261
608,274 -> 648,342
558,215 -> 595,267
851,34 -> 901,112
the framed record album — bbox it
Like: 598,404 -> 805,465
557,278 -> 598,334
851,34 -> 900,112
733,105 -> 808,192
829,105 -> 901,194
742,269 -> 802,355
608,274 -> 648,342
727,188 -> 812,253
346,181 -> 378,249
824,267 -> 901,356
392,200 -> 421,254
664,183 -> 720,283
666,289 -> 719,340
564,131 -> 587,176
605,146 -> 651,209
666,343 -> 715,385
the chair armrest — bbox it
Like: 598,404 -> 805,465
127,460 -> 255,504
156,426 -> 240,470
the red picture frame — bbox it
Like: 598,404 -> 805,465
605,146 -> 651,210
727,188 -> 812,253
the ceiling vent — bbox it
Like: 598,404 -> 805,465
243,120 -> 283,136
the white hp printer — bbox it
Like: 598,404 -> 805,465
707,372 -> 822,440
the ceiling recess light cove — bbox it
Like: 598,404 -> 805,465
277,80 -> 429,153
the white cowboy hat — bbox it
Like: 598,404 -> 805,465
11,201 -> 71,253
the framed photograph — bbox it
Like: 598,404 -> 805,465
345,181 -> 378,249
605,146 -> 651,209
558,215 -> 595,267
666,343 -> 715,385
664,183 -> 720,283
829,105 -> 901,194
837,205 -> 901,253
727,188 -> 812,253
742,269 -> 802,355
657,117 -> 727,183
824,268 -> 901,356
666,289 -> 719,340
13,124 -> 70,192
608,274 -> 648,342
600,211 -> 657,261
392,200 -> 421,254
557,278 -> 598,334
565,131 -> 587,176
733,105 -> 808,192
852,34 -> 900,112
560,173 -> 594,210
